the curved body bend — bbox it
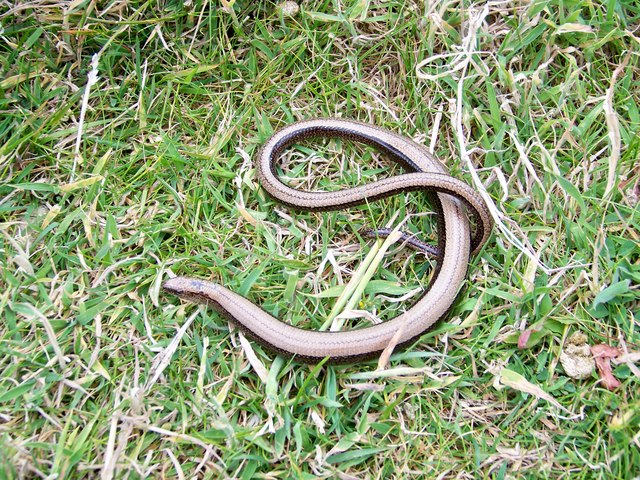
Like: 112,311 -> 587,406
163,118 -> 492,363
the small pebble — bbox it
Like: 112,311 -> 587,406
278,1 -> 300,17
560,332 -> 595,380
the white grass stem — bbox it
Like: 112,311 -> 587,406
73,53 -> 100,178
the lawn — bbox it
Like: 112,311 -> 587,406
0,1 -> 638,478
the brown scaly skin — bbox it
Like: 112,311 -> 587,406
163,119 -> 492,364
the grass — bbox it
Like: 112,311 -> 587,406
0,0 -> 639,478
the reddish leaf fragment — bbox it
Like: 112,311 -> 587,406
518,329 -> 533,349
591,344 -> 621,391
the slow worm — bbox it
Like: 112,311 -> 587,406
163,119 -> 492,363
